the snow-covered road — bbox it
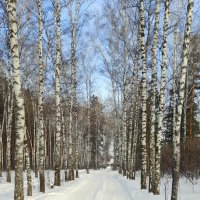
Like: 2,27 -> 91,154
1,169 -> 200,200
33,170 -> 133,200
59,170 -> 132,200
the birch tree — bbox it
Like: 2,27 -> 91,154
6,39 -> 13,183
172,0 -> 180,146
37,0 -> 45,193
149,0 -> 160,193
140,0 -> 147,189
24,132 -> 32,196
0,95 -> 6,178
68,0 -> 80,180
154,0 -> 169,194
54,0 -> 62,186
131,24 -> 140,180
7,0 -> 26,199
81,57 -> 92,174
34,100 -> 39,178
171,1 -> 194,199
121,0 -> 128,177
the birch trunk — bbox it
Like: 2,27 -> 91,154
0,100 -> 6,178
86,79 -> 91,174
149,0 -> 160,193
132,89 -> 140,180
128,96 -> 133,179
68,0 -> 80,180
54,0 -> 62,186
6,45 -> 13,182
74,0 -> 80,179
183,72 -> 188,139
24,133 -> 32,196
172,0 -> 180,143
154,0 -> 169,194
131,25 -> 140,180
64,97 -> 70,181
68,94 -> 74,180
140,0 -> 147,189
37,0 -> 45,192
121,0 -> 128,176
75,106 -> 79,178
122,93 -> 127,176
31,98 -> 35,173
128,27 -> 140,179
171,1 -> 194,199
63,117 -> 68,181
7,0 -> 26,199
34,101 -> 39,178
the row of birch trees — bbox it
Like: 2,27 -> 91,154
95,0 -> 198,200
0,0 -> 200,200
0,0 -> 111,199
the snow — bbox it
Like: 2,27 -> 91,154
108,159 -> 114,165
0,169 -> 200,200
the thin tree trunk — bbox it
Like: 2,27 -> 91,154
24,133 -> 32,196
154,0 -> 169,194
171,1 -> 194,200
188,75 -> 194,138
68,0 -> 80,181
121,0 -> 128,177
140,0 -> 147,190
34,101 -> 39,178
6,38 -> 12,182
122,93 -> 127,176
37,0 -> 45,193
75,107 -> 79,178
0,99 -> 6,178
131,24 -> 140,180
86,79 -> 91,174
54,0 -> 62,186
149,0 -> 160,193
183,72 -> 188,139
64,97 -> 70,181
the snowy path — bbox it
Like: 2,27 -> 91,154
1,169 -> 200,200
59,170 -> 132,200
33,170 -> 133,200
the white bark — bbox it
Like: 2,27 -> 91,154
172,0 -> 180,142
131,25 -> 141,180
154,0 -> 169,194
24,133 -> 32,196
34,101 -> 39,178
86,78 -> 91,174
149,0 -> 160,193
121,0 -> 128,176
37,0 -> 45,192
140,0 -> 147,189
171,1 -> 194,200
68,0 -> 80,180
7,0 -> 26,199
54,0 -> 62,186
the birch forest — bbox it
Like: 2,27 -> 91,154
0,0 -> 200,200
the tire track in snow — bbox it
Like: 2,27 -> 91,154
31,170 -> 134,200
